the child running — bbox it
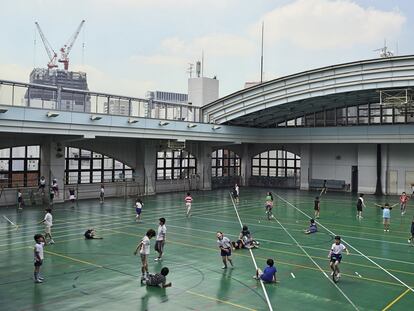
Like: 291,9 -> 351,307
216,231 -> 233,269
408,217 -> 414,246
39,208 -> 54,244
375,202 -> 398,232
99,184 -> 105,203
328,235 -> 349,279
33,234 -> 46,283
253,258 -> 277,283
141,267 -> 172,288
134,229 -> 156,280
135,198 -> 143,222
265,192 -> 274,220
399,192 -> 409,215
314,196 -> 320,219
304,219 -> 318,234
52,178 -> 59,197
154,218 -> 166,261
233,184 -> 240,203
320,179 -> 327,196
356,193 -> 366,219
185,192 -> 193,217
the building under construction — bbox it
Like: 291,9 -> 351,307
26,20 -> 90,112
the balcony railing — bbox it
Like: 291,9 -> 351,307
0,79 -> 201,122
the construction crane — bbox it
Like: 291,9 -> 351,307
59,20 -> 85,70
35,22 -> 58,69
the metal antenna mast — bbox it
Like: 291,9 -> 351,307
260,21 -> 264,83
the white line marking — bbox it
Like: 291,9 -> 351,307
229,193 -> 274,311
290,273 -> 296,279
273,215 -> 359,310
275,193 -> 414,294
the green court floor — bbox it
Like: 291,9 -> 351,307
0,188 -> 413,311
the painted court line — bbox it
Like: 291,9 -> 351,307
230,193 -> 274,311
276,193 -> 414,294
273,217 -> 359,311
381,288 -> 411,311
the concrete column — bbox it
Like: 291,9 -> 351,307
134,140 -> 157,195
195,142 -> 212,191
240,144 -> 251,186
357,144 -> 376,194
300,144 -> 311,190
40,139 -> 65,202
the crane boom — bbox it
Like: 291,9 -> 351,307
35,22 -> 58,69
59,20 -> 85,70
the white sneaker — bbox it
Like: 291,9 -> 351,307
408,239 -> 412,243
330,271 -> 334,276
154,257 -> 162,261
49,240 -> 55,244
337,273 -> 341,278
384,229 -> 386,232
34,279 -> 43,283
252,276 -> 259,280
222,266 -> 227,269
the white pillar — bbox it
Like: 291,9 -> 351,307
40,139 -> 65,202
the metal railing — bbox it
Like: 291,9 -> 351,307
0,79 -> 201,122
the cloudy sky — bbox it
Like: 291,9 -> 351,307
0,0 -> 411,98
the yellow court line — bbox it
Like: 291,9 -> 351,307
381,288 -> 411,311
41,248 -> 103,268
105,228 -> 410,288
186,290 -> 258,311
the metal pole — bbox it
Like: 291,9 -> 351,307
260,21 -> 264,84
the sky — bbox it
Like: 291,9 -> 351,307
0,0 -> 412,98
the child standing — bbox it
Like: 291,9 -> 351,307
320,180 -> 327,196
304,219 -> 318,234
314,196 -> 320,219
39,208 -> 54,244
216,231 -> 233,269
253,258 -> 277,283
265,192 -> 274,220
185,192 -> 193,217
408,217 -> 414,246
99,184 -> 105,203
141,267 -> 172,288
69,188 -> 76,207
135,198 -> 143,222
356,193 -> 366,219
38,176 -> 46,195
154,218 -> 167,261
33,234 -> 45,283
52,178 -> 59,197
49,187 -> 55,206
233,184 -> 240,203
399,192 -> 409,215
375,203 -> 397,232
17,189 -> 23,210
134,229 -> 156,280
328,235 -> 349,279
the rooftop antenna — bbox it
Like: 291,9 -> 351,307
196,61 -> 201,78
82,22 -> 86,66
187,63 -> 194,78
33,22 -> 37,67
374,39 -> 393,58
395,41 -> 399,56
260,21 -> 264,83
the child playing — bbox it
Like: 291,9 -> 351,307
356,193 -> 366,219
135,198 -> 143,222
328,235 -> 349,279
52,178 -> 59,197
39,208 -> 55,244
49,187 -> 55,206
314,196 -> 320,219
399,192 -> 409,215
408,217 -> 414,246
375,202 -> 398,232
304,219 -> 318,234
38,176 -> 46,195
185,192 -> 193,217
253,258 -> 277,283
240,225 -> 259,249
69,188 -> 76,206
17,189 -> 23,210
141,267 -> 172,288
99,184 -> 105,203
33,234 -> 45,283
134,229 -> 156,280
265,192 -> 274,220
233,184 -> 240,203
320,179 -> 327,196
217,231 -> 233,269
84,228 -> 103,239
155,218 -> 167,261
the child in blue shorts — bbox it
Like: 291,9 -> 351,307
304,219 -> 318,234
253,258 -> 277,283
135,198 -> 143,222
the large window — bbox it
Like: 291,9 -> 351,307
65,147 -> 133,184
211,149 -> 241,177
0,145 -> 40,188
252,150 -> 300,177
156,150 -> 196,180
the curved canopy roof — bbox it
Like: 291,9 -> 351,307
202,55 -> 414,128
